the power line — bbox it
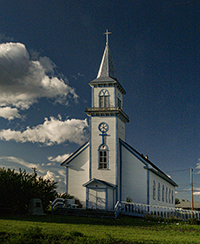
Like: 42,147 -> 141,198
165,168 -> 190,173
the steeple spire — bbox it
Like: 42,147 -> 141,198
96,29 -> 117,80
89,29 -> 126,95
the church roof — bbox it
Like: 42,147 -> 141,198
89,39 -> 126,94
83,178 -> 116,189
61,141 -> 89,166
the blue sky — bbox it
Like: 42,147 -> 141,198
0,0 -> 200,201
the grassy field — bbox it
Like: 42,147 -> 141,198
0,214 -> 200,243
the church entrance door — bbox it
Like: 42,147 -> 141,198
88,188 -> 106,210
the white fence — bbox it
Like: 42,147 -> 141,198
114,201 -> 200,221
51,198 -> 78,213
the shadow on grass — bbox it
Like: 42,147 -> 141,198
0,212 -> 155,227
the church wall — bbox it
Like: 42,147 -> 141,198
120,144 -> 147,204
107,188 -> 115,210
149,171 -> 175,207
91,116 -> 117,185
117,118 -> 125,141
115,87 -> 123,109
68,146 -> 89,208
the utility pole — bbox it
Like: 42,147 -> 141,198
191,168 -> 194,210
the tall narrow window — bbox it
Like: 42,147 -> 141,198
117,97 -> 121,108
99,89 -> 109,108
162,185 -> 165,202
99,144 -> 108,169
166,187 -> 168,203
169,189 -> 171,203
100,96 -> 104,107
153,180 -> 156,200
158,183 -> 161,201
117,93 -> 122,108
172,190 -> 174,204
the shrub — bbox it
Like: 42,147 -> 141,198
0,168 -> 57,213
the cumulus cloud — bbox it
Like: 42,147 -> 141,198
48,153 -> 71,163
43,170 -> 56,181
0,107 -> 21,120
0,42 -> 78,112
0,116 -> 89,146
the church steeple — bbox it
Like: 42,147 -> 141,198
89,29 -> 126,95
97,42 -> 117,80
86,30 -> 129,124
97,30 -> 117,80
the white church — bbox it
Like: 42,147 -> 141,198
61,31 -> 177,210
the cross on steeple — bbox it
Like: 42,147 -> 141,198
104,29 -> 112,44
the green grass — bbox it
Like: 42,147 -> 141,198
0,214 -> 200,243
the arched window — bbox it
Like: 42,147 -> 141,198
98,144 -> 108,169
99,89 -> 109,108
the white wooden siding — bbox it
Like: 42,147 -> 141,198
117,118 -> 125,141
68,146 -> 89,208
149,171 -> 175,207
91,116 -> 117,185
121,144 -> 147,204
107,188 -> 115,210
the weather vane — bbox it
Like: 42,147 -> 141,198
103,29 -> 112,44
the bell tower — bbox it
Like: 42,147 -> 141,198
85,30 -> 129,196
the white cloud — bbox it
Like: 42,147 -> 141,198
0,42 -> 78,112
196,160 -> 200,167
48,153 -> 71,163
43,170 -> 55,181
0,107 -> 22,120
39,56 -> 56,74
58,169 -> 66,178
47,162 -> 56,166
0,116 -> 89,146
195,160 -> 200,174
0,156 -> 45,173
